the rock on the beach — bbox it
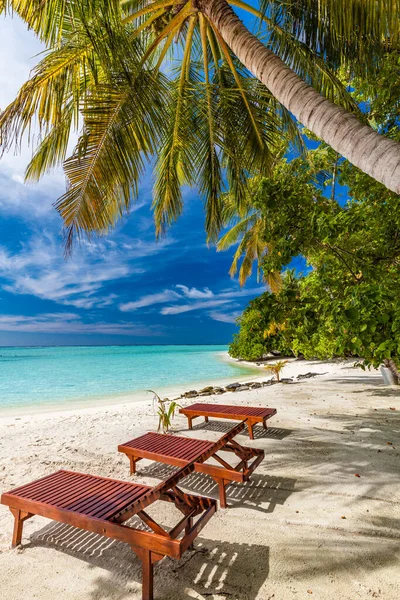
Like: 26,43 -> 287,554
184,390 -> 198,398
250,382 -> 262,389
235,385 -> 250,392
297,372 -> 319,380
199,386 -> 214,393
225,382 -> 241,390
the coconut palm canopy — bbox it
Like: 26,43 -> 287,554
1,0 -> 399,253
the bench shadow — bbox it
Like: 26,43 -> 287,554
140,463 -> 296,514
181,419 -> 293,440
353,387 -> 400,398
30,522 -> 269,599
323,376 -> 390,388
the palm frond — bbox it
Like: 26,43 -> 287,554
260,0 -> 400,77
0,41 -> 96,154
217,214 -> 258,251
197,14 -> 223,242
55,70 -> 167,253
152,15 -> 197,237
264,268 -> 282,293
25,102 -> 74,180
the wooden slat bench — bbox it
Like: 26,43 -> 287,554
1,457 -> 217,600
118,421 -> 264,508
179,403 -> 277,439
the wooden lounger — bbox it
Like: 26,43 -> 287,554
118,421 -> 264,508
180,402 -> 277,439
1,457 -> 217,600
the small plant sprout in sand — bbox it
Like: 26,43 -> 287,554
149,390 -> 181,434
264,360 -> 289,382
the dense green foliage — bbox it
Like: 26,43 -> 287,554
229,152 -> 400,368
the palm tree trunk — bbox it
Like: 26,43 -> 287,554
383,359 -> 400,384
199,0 -> 400,194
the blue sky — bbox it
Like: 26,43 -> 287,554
0,16 -> 270,346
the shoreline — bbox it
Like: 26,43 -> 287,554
0,355 -> 359,420
0,352 -> 261,419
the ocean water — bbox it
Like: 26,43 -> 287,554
0,345 -> 258,411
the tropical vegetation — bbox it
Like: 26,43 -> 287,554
1,0 -> 400,255
229,150 -> 400,378
150,390 -> 181,433
264,360 -> 288,382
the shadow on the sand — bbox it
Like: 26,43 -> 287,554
140,464 -> 296,514
280,536 -> 400,582
314,375 -> 400,399
277,407 -> 400,501
177,419 -> 293,440
30,522 -> 269,600
354,387 -> 400,398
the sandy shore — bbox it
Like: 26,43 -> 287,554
1,359 -> 399,599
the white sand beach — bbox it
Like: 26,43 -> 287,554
0,359 -> 399,600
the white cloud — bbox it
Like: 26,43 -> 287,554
175,284 -> 214,299
0,213 -> 178,310
120,283 -> 265,318
217,287 -> 266,299
0,235 -> 130,307
208,310 -> 242,323
0,313 -> 162,336
161,299 -> 231,315
0,230 -> 177,309
119,290 -> 181,312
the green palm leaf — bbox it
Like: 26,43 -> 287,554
56,71 -> 167,252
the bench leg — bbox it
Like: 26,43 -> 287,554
129,455 -> 141,475
212,477 -> 228,509
216,478 -> 227,509
204,416 -> 209,423
142,550 -> 154,600
185,516 -> 194,550
247,422 -> 254,440
188,416 -> 193,430
10,509 -> 31,548
263,419 -> 268,430
133,547 -> 164,600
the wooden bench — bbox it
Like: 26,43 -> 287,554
1,458 -> 217,600
118,421 -> 264,508
179,403 -> 277,439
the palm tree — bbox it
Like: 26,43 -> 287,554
1,0 -> 399,251
217,174 -> 284,290
217,145 -> 336,288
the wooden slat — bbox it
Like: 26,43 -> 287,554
1,472 -> 150,519
121,433 -> 214,462
180,403 -> 277,421
44,477 -> 119,509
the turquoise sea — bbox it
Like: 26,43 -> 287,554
0,345 -> 258,411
